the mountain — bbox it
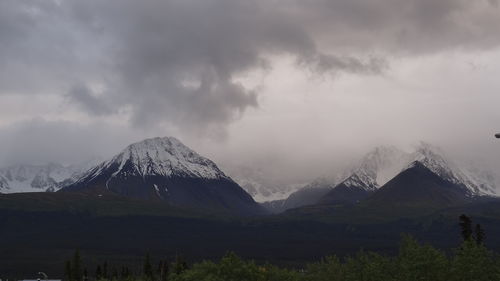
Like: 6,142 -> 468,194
272,146 -> 408,210
319,143 -> 497,205
265,143 -> 472,212
364,161 -> 470,208
408,143 -> 497,196
318,181 -> 372,205
261,179 -> 333,213
61,137 -> 264,215
0,163 -> 79,193
319,146 -> 409,205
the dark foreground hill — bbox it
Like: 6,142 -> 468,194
2,192 -> 500,277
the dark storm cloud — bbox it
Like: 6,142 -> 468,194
0,0 -> 389,133
0,0 -> 104,95
65,0 -> 390,133
0,0 -> 499,133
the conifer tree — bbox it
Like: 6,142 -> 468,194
158,260 -> 169,281
120,266 -> 128,279
103,261 -> 108,280
172,255 -> 188,275
95,265 -> 102,280
64,260 -> 72,281
72,250 -> 82,281
111,268 -> 118,280
143,253 -> 154,280
459,214 -> 473,241
475,224 -> 485,245
157,261 -> 163,277
83,268 -> 88,281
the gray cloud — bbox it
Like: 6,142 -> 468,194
66,0 -> 389,132
67,0 -> 500,132
66,84 -> 113,116
0,119 -> 129,166
1,0 -> 499,132
0,0 -> 409,133
0,0 -> 499,180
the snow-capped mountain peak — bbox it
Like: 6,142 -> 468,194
409,142 -> 456,177
79,137 -> 228,182
339,142 -> 497,196
342,145 -> 409,191
408,142 -> 496,196
61,137 -> 263,215
0,163 -> 79,193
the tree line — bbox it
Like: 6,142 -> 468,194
64,252 -> 188,281
63,214 -> 500,281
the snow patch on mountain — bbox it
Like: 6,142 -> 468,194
225,166 -> 308,202
342,146 -> 409,191
340,142 -> 498,196
236,178 -> 305,203
407,142 -> 497,196
0,157 -> 103,194
75,137 -> 229,184
0,163 -> 75,193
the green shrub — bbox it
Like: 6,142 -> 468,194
396,235 -> 449,281
450,240 -> 499,281
170,252 -> 299,281
64,235 -> 500,281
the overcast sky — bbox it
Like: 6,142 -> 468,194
0,0 -> 500,182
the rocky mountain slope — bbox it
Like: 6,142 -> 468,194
61,137 -> 264,215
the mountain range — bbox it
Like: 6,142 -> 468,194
1,138 -> 498,216
265,142 -> 498,213
225,166 -> 306,203
0,162 -> 94,193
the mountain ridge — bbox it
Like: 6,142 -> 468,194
271,142 -> 498,212
321,142 -> 497,202
0,163 -> 78,193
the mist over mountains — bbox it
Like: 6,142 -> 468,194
1,138 -> 498,215
262,142 -> 499,213
0,159 -> 99,193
